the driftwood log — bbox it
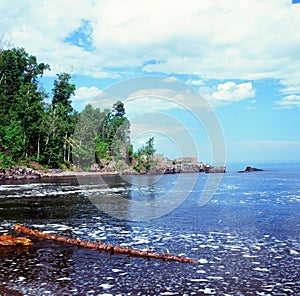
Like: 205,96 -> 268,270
14,224 -> 196,263
0,233 -> 33,246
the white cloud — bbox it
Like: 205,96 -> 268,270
2,0 -> 300,95
74,86 -> 102,101
161,77 -> 178,83
279,79 -> 300,95
211,82 -> 255,103
200,81 -> 255,107
275,95 -> 300,109
125,87 -> 211,116
72,86 -> 105,111
186,79 -> 204,86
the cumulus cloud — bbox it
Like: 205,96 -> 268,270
198,81 -> 256,107
211,82 -> 255,103
72,86 -> 104,111
1,0 -> 300,95
75,86 -> 102,101
275,95 -> 300,109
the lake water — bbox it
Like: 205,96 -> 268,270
0,164 -> 300,295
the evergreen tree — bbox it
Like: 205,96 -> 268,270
136,137 -> 156,170
43,73 -> 76,167
52,73 -> 75,112
98,101 -> 131,163
73,104 -> 103,170
0,47 -> 138,171
0,48 -> 49,164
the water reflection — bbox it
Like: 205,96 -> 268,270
84,173 -> 200,221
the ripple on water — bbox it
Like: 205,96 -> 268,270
1,172 -> 300,295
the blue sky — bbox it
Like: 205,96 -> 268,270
1,0 -> 300,164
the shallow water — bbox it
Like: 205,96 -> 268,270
0,164 -> 300,295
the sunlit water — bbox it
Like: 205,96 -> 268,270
0,164 -> 300,295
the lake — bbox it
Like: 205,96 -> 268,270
0,164 -> 300,295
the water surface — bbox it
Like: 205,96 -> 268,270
0,164 -> 300,295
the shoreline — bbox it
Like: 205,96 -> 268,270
42,170 -> 119,179
0,163 -> 226,182
0,167 -> 121,182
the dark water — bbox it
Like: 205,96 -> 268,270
0,164 -> 300,295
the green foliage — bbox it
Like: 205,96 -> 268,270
128,144 -> 134,163
0,152 -> 16,168
137,137 -> 156,162
96,101 -> 131,165
42,73 -> 77,167
0,47 -> 149,172
0,47 -> 80,168
95,137 -> 109,160
52,73 -> 75,112
112,100 -> 125,118
3,120 -> 24,158
0,47 -> 50,162
133,137 -> 156,172
72,104 -> 103,169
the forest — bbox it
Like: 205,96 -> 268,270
0,47 -> 155,171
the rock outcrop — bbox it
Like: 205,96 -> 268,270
88,155 -> 226,175
0,166 -> 42,181
0,156 -> 226,180
137,155 -> 203,174
205,165 -> 226,173
145,155 -> 225,174
238,166 -> 263,173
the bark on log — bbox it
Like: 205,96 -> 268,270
14,224 -> 196,263
0,233 -> 33,246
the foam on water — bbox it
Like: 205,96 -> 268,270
1,168 -> 300,295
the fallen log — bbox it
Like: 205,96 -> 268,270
14,224 -> 196,263
0,233 -> 33,246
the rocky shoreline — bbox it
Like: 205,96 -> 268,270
0,166 -> 42,181
0,157 -> 226,181
90,156 -> 226,175
0,167 -> 119,181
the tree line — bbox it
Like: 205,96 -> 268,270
0,47 -> 155,171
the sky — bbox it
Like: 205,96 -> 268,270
1,0 -> 300,164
